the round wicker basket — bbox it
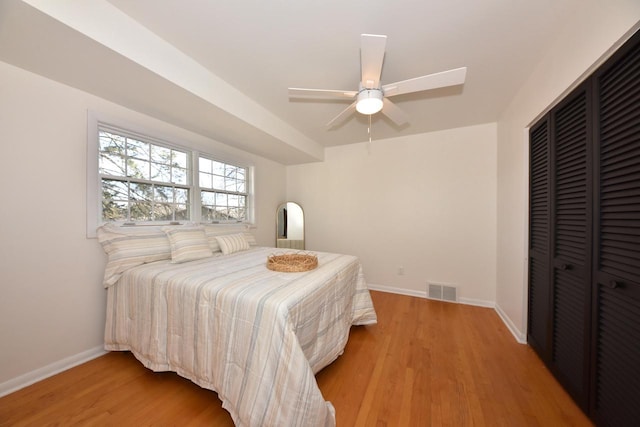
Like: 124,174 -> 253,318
266,253 -> 318,272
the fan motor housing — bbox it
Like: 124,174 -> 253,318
356,89 -> 384,114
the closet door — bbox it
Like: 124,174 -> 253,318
549,84 -> 592,409
528,118 -> 551,360
591,30 -> 640,426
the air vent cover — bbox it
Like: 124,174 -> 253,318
427,282 -> 458,303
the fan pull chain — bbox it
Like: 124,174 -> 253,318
367,114 -> 373,155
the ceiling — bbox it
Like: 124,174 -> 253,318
0,0 -> 582,164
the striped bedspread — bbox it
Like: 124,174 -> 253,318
104,247 -> 377,426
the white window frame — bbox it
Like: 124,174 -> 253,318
87,111 -> 254,238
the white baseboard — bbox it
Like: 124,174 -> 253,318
494,303 -> 527,344
367,283 -> 495,308
368,283 -> 525,343
0,345 -> 107,398
367,283 -> 426,299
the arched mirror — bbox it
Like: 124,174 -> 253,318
276,202 -> 304,249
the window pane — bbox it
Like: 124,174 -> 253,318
237,181 -> 246,193
99,131 -> 125,153
212,175 -> 225,190
102,199 -> 127,221
151,162 -> 171,182
175,188 -> 189,204
228,194 -> 239,207
212,161 -> 225,175
199,157 -> 212,174
236,168 -> 246,181
154,185 -> 173,202
202,206 -> 215,221
199,172 -> 212,189
128,158 -> 150,179
130,201 -> 153,221
228,207 -> 240,220
226,165 -> 237,179
173,151 -> 187,169
239,196 -> 246,207
214,206 -> 229,219
153,203 -> 173,221
172,167 -> 187,185
201,190 -> 215,206
175,204 -> 189,220
127,138 -> 150,159
151,145 -> 171,164
215,193 -> 227,206
130,183 -> 152,201
99,153 -> 125,176
225,178 -> 237,192
102,179 -> 128,200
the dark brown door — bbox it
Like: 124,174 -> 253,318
528,118 -> 551,360
591,29 -> 640,426
549,84 -> 593,409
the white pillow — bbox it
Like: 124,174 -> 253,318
164,226 -> 213,263
215,233 -> 250,255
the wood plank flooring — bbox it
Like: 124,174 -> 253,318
0,291 -> 592,426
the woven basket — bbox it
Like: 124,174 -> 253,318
266,253 -> 318,272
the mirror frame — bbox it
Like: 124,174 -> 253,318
276,202 -> 305,250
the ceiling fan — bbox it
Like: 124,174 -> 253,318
288,34 -> 467,128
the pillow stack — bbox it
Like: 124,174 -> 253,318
97,223 -> 257,287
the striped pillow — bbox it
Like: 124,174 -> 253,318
97,224 -> 171,287
215,233 -> 250,255
164,227 -> 213,263
204,225 -> 257,252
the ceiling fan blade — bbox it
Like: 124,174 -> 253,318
382,98 -> 409,126
326,101 -> 357,128
360,34 -> 387,89
289,88 -> 357,100
382,67 -> 467,97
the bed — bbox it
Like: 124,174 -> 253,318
98,224 -> 377,427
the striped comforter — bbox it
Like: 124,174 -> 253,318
104,247 -> 377,426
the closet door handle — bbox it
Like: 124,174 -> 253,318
605,280 -> 622,289
560,263 -> 571,270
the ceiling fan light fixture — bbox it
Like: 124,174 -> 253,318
356,89 -> 383,115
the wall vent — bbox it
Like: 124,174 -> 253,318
427,282 -> 458,303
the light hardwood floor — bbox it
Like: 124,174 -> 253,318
0,291 -> 593,426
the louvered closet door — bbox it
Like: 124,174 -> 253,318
549,84 -> 592,409
591,30 -> 640,427
528,119 -> 551,360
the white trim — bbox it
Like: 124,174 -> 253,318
458,297 -> 495,308
0,346 -> 107,398
367,283 -> 426,299
86,110 -> 100,238
495,303 -> 527,344
367,283 -> 495,308
521,125 -> 531,339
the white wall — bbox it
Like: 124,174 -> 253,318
496,3 -> 640,339
0,60 -> 286,391
287,123 -> 497,305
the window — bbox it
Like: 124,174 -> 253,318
199,157 -> 247,222
99,130 -> 190,222
88,116 -> 252,235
